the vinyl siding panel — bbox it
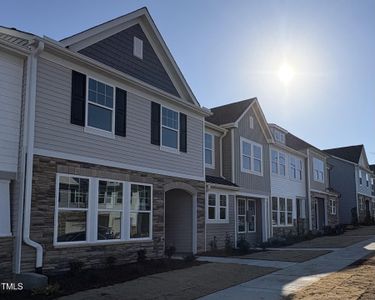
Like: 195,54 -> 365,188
328,157 -> 356,224
309,151 -> 328,191
0,50 -> 23,174
34,58 -> 203,178
234,107 -> 270,195
357,167 -> 373,197
206,195 -> 235,249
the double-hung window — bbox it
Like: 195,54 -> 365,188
272,196 -> 293,226
297,159 -> 303,180
87,78 -> 114,133
366,173 -> 369,187
359,170 -> 362,185
161,107 -> 179,149
55,175 -> 152,245
279,153 -> 286,176
271,150 -> 278,174
240,137 -> 263,175
290,157 -> 297,179
205,133 -> 214,168
207,193 -> 228,223
313,158 -> 324,183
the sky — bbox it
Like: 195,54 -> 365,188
2,0 -> 374,163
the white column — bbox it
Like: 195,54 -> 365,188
0,180 -> 11,236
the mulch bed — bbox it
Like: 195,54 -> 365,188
199,248 -> 263,257
1,259 -> 205,300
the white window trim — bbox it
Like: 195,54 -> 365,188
330,198 -> 337,215
54,174 -> 153,246
205,132 -> 215,169
289,156 -> 303,181
272,196 -> 294,227
313,157 -> 324,183
240,137 -> 263,176
270,149 -> 287,177
84,76 -> 116,139
206,193 -> 229,223
160,105 -> 180,153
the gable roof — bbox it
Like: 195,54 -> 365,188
324,145 -> 364,164
59,7 -> 200,106
285,132 -> 315,151
206,98 -> 256,126
0,26 -> 35,52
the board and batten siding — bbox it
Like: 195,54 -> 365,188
34,58 -> 204,178
205,195 -> 235,250
0,50 -> 24,175
233,107 -> 270,195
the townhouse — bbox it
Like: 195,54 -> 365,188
324,145 -> 375,224
268,124 -> 308,237
206,98 -> 273,247
0,7 -> 211,280
285,134 -> 340,230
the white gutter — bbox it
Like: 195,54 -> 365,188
22,40 -> 44,271
307,149 -> 312,230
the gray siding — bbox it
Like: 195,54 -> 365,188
357,167 -> 373,197
206,195 -> 235,250
309,151 -> 328,192
327,157 -> 356,224
79,24 -> 179,98
205,135 -> 220,177
222,131 -> 232,181
234,107 -> 270,195
34,58 -> 204,178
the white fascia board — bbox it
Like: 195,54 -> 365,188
207,183 -> 239,191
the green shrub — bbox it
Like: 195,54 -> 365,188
237,237 -> 250,254
32,283 -> 60,296
224,233 -> 234,254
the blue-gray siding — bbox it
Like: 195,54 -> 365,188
79,24 -> 179,98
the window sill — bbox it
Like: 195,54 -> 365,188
206,219 -> 229,224
205,164 -> 215,169
272,225 -> 294,228
241,169 -> 263,177
53,238 -> 153,248
160,145 -> 180,154
84,126 -> 115,139
313,179 -> 325,184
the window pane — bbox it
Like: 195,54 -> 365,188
57,211 -> 86,242
205,149 -> 212,165
279,153 -> 285,165
272,212 -> 278,225
272,197 -> 278,210
220,208 -> 226,219
205,133 -> 212,149
98,211 -> 121,240
131,185 -> 151,211
280,212 -> 286,225
272,162 -> 278,173
220,195 -> 227,206
98,181 -> 123,210
254,159 -> 261,172
280,165 -> 285,176
287,199 -> 293,212
243,156 -> 251,170
242,141 -> 251,156
89,78 -> 97,91
248,215 -> 255,232
280,198 -> 285,211
162,127 -> 178,149
253,145 -> 261,159
287,212 -> 293,225
238,216 -> 245,232
130,212 -> 150,238
59,176 -> 89,209
88,104 -> 112,132
208,194 -> 216,206
208,207 -> 216,219
238,199 -> 246,215
162,107 -> 178,129
88,79 -> 113,109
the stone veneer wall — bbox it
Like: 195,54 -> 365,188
21,155 -> 205,274
0,237 -> 13,280
272,223 -> 298,238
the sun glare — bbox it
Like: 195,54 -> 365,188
278,62 -> 295,85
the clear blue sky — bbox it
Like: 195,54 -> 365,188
3,1 -> 374,163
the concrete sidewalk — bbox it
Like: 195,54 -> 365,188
200,237 -> 375,300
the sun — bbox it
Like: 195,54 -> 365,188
278,62 -> 295,85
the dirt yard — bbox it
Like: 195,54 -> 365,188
287,253 -> 375,300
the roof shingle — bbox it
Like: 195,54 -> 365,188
205,175 -> 238,187
323,145 -> 363,164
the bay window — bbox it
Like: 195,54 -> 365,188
161,106 -> 179,149
240,137 -> 263,175
55,174 -> 153,245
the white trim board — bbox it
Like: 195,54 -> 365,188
34,148 -> 205,181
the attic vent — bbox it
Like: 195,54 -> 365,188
133,36 -> 143,59
249,116 -> 254,129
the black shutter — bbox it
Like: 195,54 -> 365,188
151,102 -> 161,145
71,71 -> 86,126
115,88 -> 127,137
180,113 -> 187,152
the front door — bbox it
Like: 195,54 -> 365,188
237,198 -> 257,242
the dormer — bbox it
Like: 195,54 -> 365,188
269,124 -> 288,145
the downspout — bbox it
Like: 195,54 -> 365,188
23,40 -> 44,272
306,149 -> 312,230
